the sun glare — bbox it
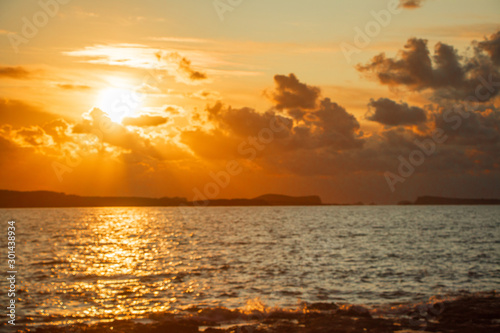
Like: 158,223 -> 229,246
96,87 -> 143,123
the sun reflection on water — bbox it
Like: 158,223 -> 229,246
23,208 -> 206,323
2,206 -> 498,328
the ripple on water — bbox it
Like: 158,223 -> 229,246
0,205 -> 498,327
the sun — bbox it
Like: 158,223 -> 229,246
96,87 -> 143,123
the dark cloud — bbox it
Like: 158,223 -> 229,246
2,64 -> 499,203
432,42 -> 464,86
477,31 -> 500,66
399,0 -> 426,9
181,75 -> 363,161
0,66 -> 31,79
122,115 -> 169,127
306,98 -> 362,148
433,106 -> 500,146
270,98 -> 364,151
216,95 -> 362,151
270,73 -> 320,110
357,38 -> 442,90
367,98 -> 427,126
270,74 -> 363,149
181,102 -> 291,159
181,128 -> 241,159
178,72 -> 500,202
206,102 -> 292,139
57,84 -> 91,90
357,34 -> 500,101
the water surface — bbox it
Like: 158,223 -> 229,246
0,206 -> 498,326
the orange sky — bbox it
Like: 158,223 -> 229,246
1,0 -> 499,203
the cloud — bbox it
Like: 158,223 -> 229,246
0,119 -> 71,150
269,74 -> 363,149
286,98 -> 364,150
367,98 -> 427,126
0,66 -> 31,79
64,44 -> 209,84
269,73 -> 320,110
181,75 -> 364,161
176,73 -> 500,203
186,89 -> 221,100
0,105 -> 192,196
73,108 -> 162,159
64,43 -> 156,67
478,30 -> 500,66
214,96 -> 363,151
57,83 -> 91,90
161,52 -> 208,83
1,58 -> 499,204
180,128 -> 241,159
433,106 -> 500,146
357,33 -> 500,101
399,0 -> 426,9
357,38 -> 446,89
136,83 -> 163,95
15,127 -> 53,146
206,102 -> 292,139
73,108 -> 187,161
0,99 -> 64,127
163,105 -> 183,115
0,133 -> 65,192
180,102 -> 290,159
42,119 -> 72,144
122,115 -> 169,127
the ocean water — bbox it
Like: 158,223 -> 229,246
0,206 -> 498,327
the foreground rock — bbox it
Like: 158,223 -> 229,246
15,294 -> 500,333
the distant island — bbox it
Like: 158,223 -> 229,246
1,190 -> 499,208
0,190 -> 322,208
399,196 -> 500,205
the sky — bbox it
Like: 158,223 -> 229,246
0,0 -> 499,204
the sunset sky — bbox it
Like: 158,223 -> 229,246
1,0 -> 499,204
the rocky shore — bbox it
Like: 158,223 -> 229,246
14,293 -> 500,333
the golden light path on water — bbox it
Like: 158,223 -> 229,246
28,208 -> 209,324
0,206 -> 498,327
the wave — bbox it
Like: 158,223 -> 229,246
6,290 -> 499,332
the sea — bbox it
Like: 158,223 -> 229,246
0,205 -> 498,329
